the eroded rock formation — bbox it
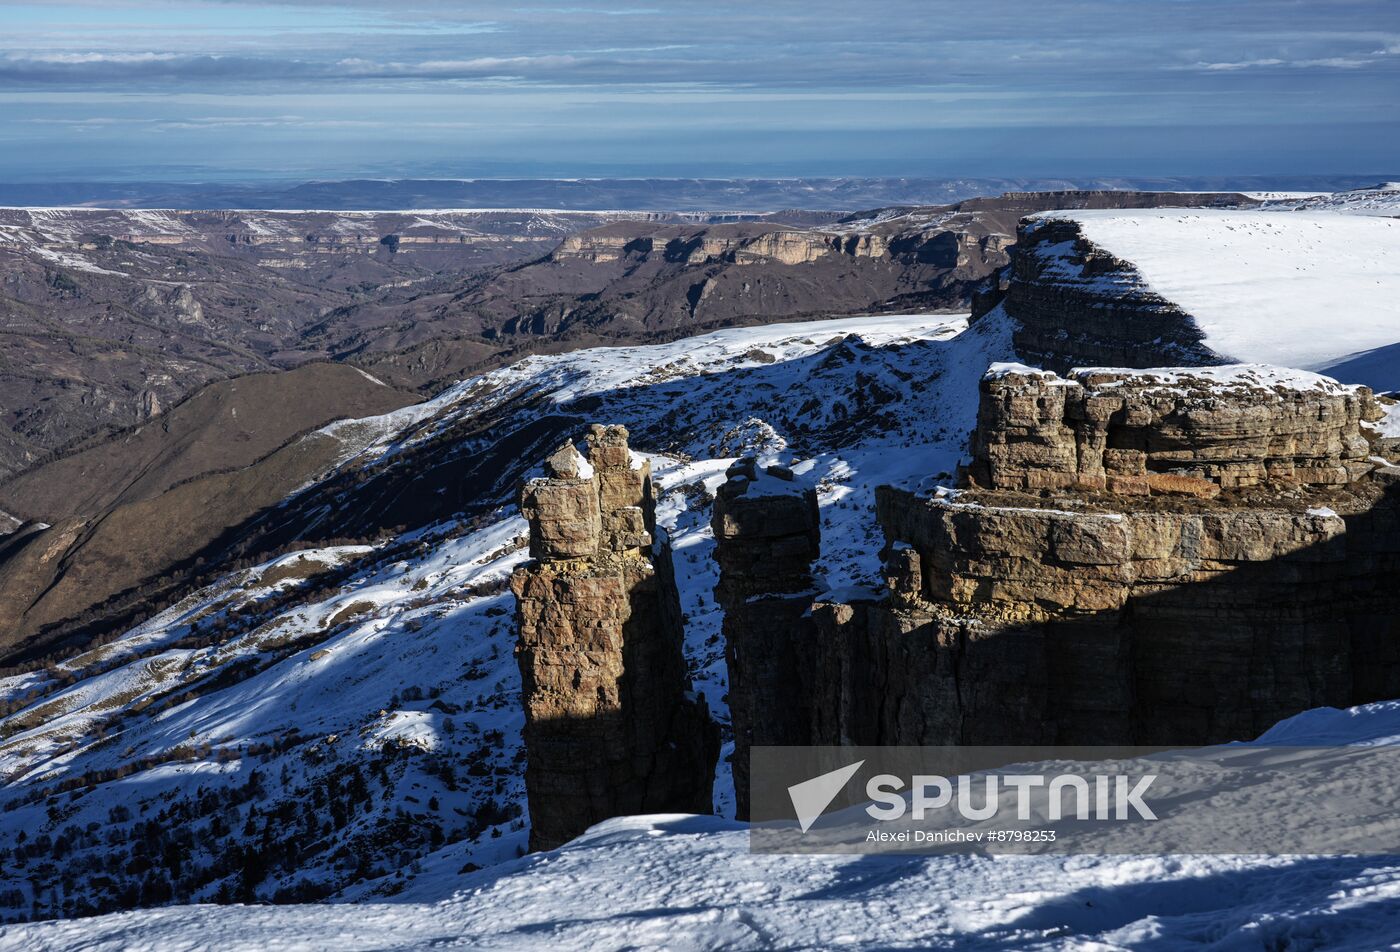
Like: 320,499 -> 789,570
967,364 -> 1380,495
972,216 -> 1224,371
511,424 -> 718,850
554,228 -> 893,267
715,365 -> 1400,761
709,458 -> 821,818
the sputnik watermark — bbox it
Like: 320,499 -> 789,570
751,745 -> 1400,855
787,760 -> 865,833
788,761 -> 1156,835
866,772 -> 1157,822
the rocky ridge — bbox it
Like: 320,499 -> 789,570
715,363 -> 1400,754
972,216 -> 1221,371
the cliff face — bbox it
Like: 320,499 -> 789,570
715,366 -> 1400,756
555,229 -> 895,267
511,425 -> 718,851
462,207 -> 1033,345
978,209 -> 1400,387
976,217 -> 1223,371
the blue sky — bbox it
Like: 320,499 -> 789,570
0,1 -> 1396,180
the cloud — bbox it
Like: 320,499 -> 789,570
0,52 -> 297,83
0,52 -> 598,85
21,116 -> 158,126
21,114 -> 392,131
1191,55 -> 1378,71
4,3 -> 1398,94
12,52 -> 186,65
360,55 -> 583,75
1195,58 -> 1287,71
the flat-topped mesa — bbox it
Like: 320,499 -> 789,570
511,424 -> 717,852
710,458 -> 820,819
967,363 -> 1382,498
977,212 -> 1400,390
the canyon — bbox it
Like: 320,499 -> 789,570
0,190 -> 1252,482
0,207 -> 649,479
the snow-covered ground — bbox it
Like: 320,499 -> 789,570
6,700 -> 1400,951
1043,209 -> 1400,388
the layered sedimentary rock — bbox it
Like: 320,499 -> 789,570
554,229 -> 892,266
861,479 -> 1400,745
511,425 -> 718,850
716,365 -> 1400,758
967,364 -> 1381,495
709,458 -> 820,819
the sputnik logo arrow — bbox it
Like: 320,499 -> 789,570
787,760 -> 865,833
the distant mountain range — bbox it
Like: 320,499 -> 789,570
0,175 -> 1394,211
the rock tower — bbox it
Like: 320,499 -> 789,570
709,458 -> 821,819
511,424 -> 718,851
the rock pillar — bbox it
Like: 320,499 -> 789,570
710,458 -> 820,819
512,424 -> 718,851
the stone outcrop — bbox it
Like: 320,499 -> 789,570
553,227 -> 893,267
709,458 -> 820,819
713,365 -> 1400,762
967,364 -> 1381,495
511,424 -> 718,851
859,481 -> 1400,745
973,216 -> 1224,371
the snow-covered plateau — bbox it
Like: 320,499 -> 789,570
1041,209 -> 1400,385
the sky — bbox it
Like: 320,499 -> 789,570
0,0 -> 1397,181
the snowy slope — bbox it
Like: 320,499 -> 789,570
6,700 -> 1400,951
0,311 -> 1011,920
1043,209 -> 1400,388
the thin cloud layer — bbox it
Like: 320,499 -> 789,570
0,0 -> 1396,178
